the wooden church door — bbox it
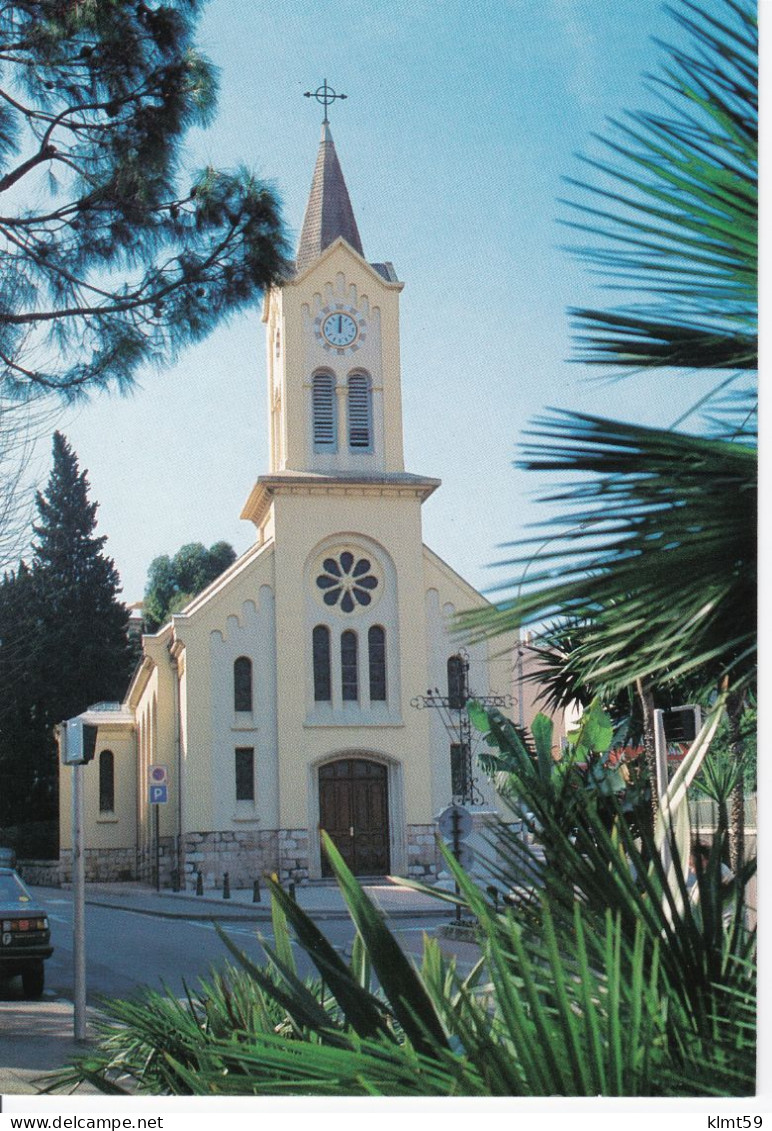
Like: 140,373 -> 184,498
319,759 -> 390,876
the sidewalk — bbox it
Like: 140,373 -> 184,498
0,998 -> 103,1096
78,874 -> 456,921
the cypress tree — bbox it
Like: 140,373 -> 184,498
0,562 -> 51,843
0,433 -> 132,855
32,433 -> 133,719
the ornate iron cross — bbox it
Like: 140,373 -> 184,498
304,79 -> 348,124
411,649 -> 513,806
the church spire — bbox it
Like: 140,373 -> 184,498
295,121 -> 364,275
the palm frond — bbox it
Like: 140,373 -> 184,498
460,411 -> 756,694
562,0 -> 757,375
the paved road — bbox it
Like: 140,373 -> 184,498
0,885 -> 480,1092
1,887 -> 477,1005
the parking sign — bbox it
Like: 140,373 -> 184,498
149,784 -> 168,804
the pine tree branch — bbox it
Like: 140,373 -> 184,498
0,143 -> 58,193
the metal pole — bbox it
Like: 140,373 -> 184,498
653,708 -> 673,874
653,708 -> 669,803
72,762 -> 87,1041
154,804 -> 160,891
452,806 -> 461,923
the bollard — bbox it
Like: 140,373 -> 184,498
288,880 -> 296,902
223,871 -> 231,899
252,878 -> 261,903
171,868 -> 180,893
195,870 -> 203,896
486,884 -> 499,913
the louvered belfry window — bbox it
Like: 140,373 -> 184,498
347,373 -> 372,450
312,372 -> 337,451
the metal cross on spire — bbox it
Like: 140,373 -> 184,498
304,79 -> 348,124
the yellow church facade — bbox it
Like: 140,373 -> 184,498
59,123 -> 535,888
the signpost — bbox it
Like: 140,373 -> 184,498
437,804 -> 473,842
149,766 -> 168,891
60,717 -> 96,1042
71,756 -> 86,1040
437,803 -> 474,921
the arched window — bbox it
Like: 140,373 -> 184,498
313,625 -> 332,702
447,655 -> 466,710
235,747 -> 255,801
368,626 -> 387,701
99,750 -> 115,814
312,372 -> 337,451
347,372 -> 372,451
234,656 -> 253,712
450,743 -> 470,799
341,630 -> 358,701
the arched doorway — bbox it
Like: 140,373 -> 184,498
318,759 -> 390,876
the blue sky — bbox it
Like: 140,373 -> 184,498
54,0 -> 730,604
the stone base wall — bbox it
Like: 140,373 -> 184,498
59,847 -> 137,884
407,824 -> 442,880
182,829 -> 280,891
137,837 -> 176,888
48,815 -> 514,890
17,859 -> 62,887
277,828 -> 310,884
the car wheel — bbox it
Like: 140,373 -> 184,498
22,962 -> 44,998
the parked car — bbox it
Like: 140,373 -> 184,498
0,867 -> 53,997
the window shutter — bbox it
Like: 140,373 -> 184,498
347,373 -> 372,450
313,373 -> 336,450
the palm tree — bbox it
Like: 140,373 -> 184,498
464,0 -> 756,689
461,0 -> 756,861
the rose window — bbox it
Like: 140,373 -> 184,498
316,551 -> 379,613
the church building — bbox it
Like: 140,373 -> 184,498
58,116 -> 533,889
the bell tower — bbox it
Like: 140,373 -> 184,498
262,113 -> 408,480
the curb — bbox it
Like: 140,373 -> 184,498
84,897 -> 454,923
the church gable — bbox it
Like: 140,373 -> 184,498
291,235 -> 401,293
172,540 -> 275,635
422,544 -> 493,613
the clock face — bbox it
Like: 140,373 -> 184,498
314,304 -> 367,353
322,312 -> 358,347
